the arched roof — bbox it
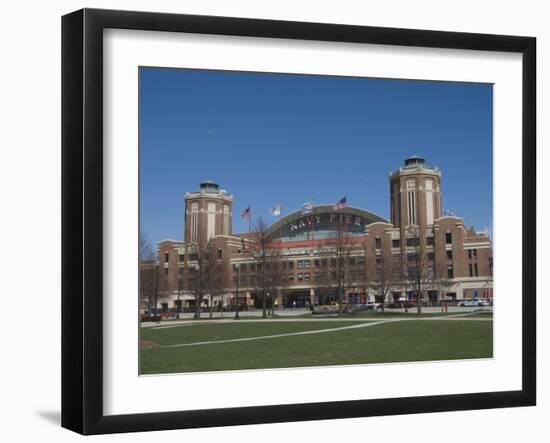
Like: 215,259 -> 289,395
265,205 -> 388,239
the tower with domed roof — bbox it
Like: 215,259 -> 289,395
184,181 -> 233,244
389,156 -> 442,231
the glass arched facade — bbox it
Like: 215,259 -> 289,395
265,205 -> 388,242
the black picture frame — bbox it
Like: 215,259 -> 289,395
61,8 -> 536,435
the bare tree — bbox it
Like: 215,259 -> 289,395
264,250 -> 286,316
187,241 -> 212,320
250,217 -> 273,319
369,254 -> 399,312
139,232 -> 158,316
207,249 -> 227,319
326,218 -> 356,315
313,258 -> 335,310
404,226 -> 436,315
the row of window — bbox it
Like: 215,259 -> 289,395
230,266 -> 457,285
375,234 -> 449,249
165,235 -> 455,265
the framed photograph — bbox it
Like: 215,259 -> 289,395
61,8 -> 536,435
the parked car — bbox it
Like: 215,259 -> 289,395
459,299 -> 490,307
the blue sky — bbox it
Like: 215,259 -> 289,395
140,67 -> 493,246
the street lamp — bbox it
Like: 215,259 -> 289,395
234,264 -> 240,320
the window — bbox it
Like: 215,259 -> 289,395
303,260 -> 311,269
427,253 -> 435,261
392,239 -> 400,248
297,260 -> 304,269
288,273 -> 294,281
217,249 -> 222,259
426,237 -> 434,246
207,202 -> 216,240
348,271 -> 356,281
375,237 -> 382,249
330,258 -> 337,267
178,267 -> 184,276
406,237 -> 420,247
164,252 -> 169,263
376,256 -> 382,265
288,261 -> 294,269
223,204 -> 229,235
406,180 -> 416,225
473,249 -> 478,258
297,273 -> 303,281
469,263 -> 473,277
357,256 -> 365,265
348,257 -> 356,266
468,249 -> 472,259
304,273 -> 310,281
164,267 -> 169,275
446,250 -> 453,260
314,259 -> 320,267
445,232 -> 452,244
191,202 -> 199,242
425,179 -> 435,224
321,259 -> 328,267
393,263 -> 401,280
314,272 -> 320,281
447,265 -> 454,278
241,264 -> 247,272
178,254 -> 184,262
474,263 -> 479,276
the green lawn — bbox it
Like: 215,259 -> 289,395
140,317 -> 493,375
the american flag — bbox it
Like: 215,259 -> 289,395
333,196 -> 347,211
302,201 -> 314,214
240,205 -> 251,218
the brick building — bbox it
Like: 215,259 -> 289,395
145,157 -> 493,312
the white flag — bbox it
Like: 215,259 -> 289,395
270,202 -> 282,216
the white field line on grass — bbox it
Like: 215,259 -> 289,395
155,313 -> 492,348
149,318 -> 383,329
147,312 -> 491,330
161,320 -> 396,348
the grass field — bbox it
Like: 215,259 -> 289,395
140,313 -> 493,375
